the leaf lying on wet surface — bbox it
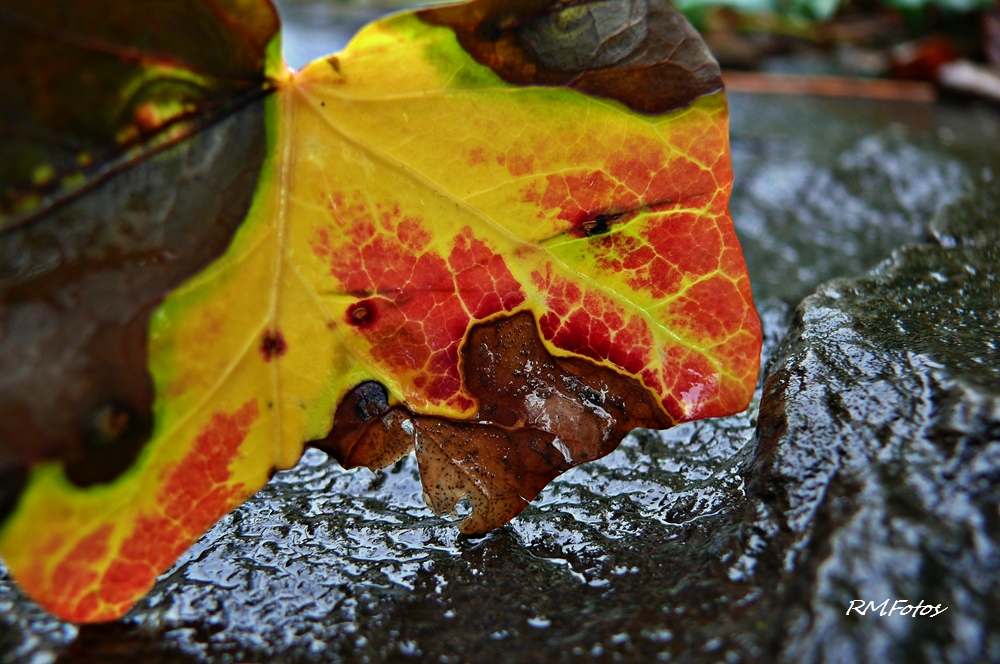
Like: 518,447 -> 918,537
316,311 -> 673,534
0,0 -> 761,622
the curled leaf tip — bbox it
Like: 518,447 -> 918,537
418,0 -> 723,114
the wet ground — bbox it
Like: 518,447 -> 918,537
2,5 -> 1000,664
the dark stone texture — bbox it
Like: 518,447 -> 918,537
744,178 -> 1000,663
728,94 -> 998,303
931,180 -> 1000,249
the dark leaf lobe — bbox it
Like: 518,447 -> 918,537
0,101 -> 268,492
419,0 -> 723,115
312,311 -> 671,534
0,0 -> 279,226
0,0 -> 279,509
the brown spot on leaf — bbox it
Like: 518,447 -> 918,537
311,311 -> 671,534
418,0 -> 722,115
346,299 -> 379,328
260,329 -> 288,361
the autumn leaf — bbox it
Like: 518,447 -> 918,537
0,0 -> 762,623
0,0 -> 281,484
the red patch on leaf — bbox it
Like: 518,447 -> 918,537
586,204 -> 728,300
519,133 -> 728,236
28,400 -> 260,621
530,256 -> 758,423
94,399 -> 258,614
658,346 -> 721,421
449,228 -> 526,318
531,267 -> 658,387
260,329 -> 287,361
662,275 -> 750,342
316,192 -> 525,409
39,524 -> 114,621
467,146 -> 487,166
504,152 -> 535,176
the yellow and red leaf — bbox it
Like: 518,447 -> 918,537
0,0 -> 761,623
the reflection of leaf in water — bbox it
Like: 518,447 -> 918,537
0,0 -> 761,623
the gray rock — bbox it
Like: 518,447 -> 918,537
745,179 -> 1000,663
728,94 -> 999,304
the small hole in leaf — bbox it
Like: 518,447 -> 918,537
66,398 -> 153,487
582,216 -> 612,237
451,496 -> 473,519
0,468 -> 27,523
347,299 -> 378,327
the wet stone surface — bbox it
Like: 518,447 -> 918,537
3,4 -> 1000,663
727,93 -> 997,303
744,181 -> 1000,663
